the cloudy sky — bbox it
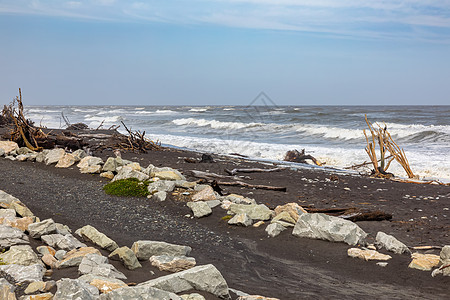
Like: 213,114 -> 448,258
1,0 -> 449,105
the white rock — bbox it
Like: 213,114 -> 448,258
150,255 -> 196,272
0,245 -> 43,266
27,218 -> 57,239
78,253 -> 127,280
131,240 -> 191,261
375,232 -> 410,254
75,225 -> 118,252
44,148 -> 66,165
187,201 -> 212,218
150,191 -> 168,202
0,224 -> 29,248
265,223 -> 286,238
228,213 -> 252,227
112,166 -> 149,182
53,278 -> 99,299
0,264 -> 45,283
228,204 -> 272,221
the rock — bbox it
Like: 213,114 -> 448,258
138,264 -> 230,299
112,166 -> 149,182
253,221 -> 265,228
152,168 -> 185,181
4,217 -> 34,232
376,262 -> 388,267
148,180 -> 176,193
292,213 -> 367,246
347,248 -> 392,261
0,148 -> 4,157
194,184 -> 210,192
375,232 -> 410,255
42,254 -> 58,269
265,223 -> 286,238
206,200 -> 221,209
408,253 -> 440,271
126,162 -> 142,171
150,191 -> 167,202
16,147 -> 34,155
237,296 -> 280,300
75,225 -> 118,252
44,148 -> 66,165
41,233 -> 86,251
56,153 -> 77,168
21,293 -> 54,300
174,180 -> 197,189
0,141 -> 19,155
439,245 -> 450,264
187,201 -> 212,218
192,186 -> 218,201
0,278 -> 16,300
271,211 -> 296,225
55,223 -> 72,235
72,149 -> 87,161
27,218 -> 57,239
78,254 -> 126,280
78,156 -> 104,174
181,293 -> 205,300
108,246 -> 142,270
16,154 -> 29,161
0,224 -> 29,248
36,246 -> 56,257
11,201 -> 34,218
54,250 -> 66,260
0,245 -> 43,266
0,209 -> 16,220
150,255 -> 196,272
85,277 -> 127,294
222,194 -> 256,205
0,264 -> 45,283
228,213 -> 252,227
24,281 -> 46,294
100,171 -> 115,180
102,157 -> 124,173
98,285 -> 181,299
228,204 -> 272,221
56,247 -> 101,269
273,220 -> 294,228
131,240 -> 192,261
273,203 -> 307,223
35,150 -> 49,163
53,278 -> 99,299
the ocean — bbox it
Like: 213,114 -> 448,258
24,105 -> 450,182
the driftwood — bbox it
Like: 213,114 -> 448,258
305,207 -> 392,222
411,246 -> 443,250
224,167 -> 282,176
216,180 -> 287,192
284,149 -> 323,166
190,170 -> 245,181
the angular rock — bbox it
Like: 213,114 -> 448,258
100,171 -> 115,180
80,165 -> 102,174
42,254 -> 58,269
187,201 -> 212,218
222,194 -> 256,205
56,247 -> 101,269
11,201 -> 34,218
274,203 -> 307,223
76,225 -> 118,252
4,217 -> 34,232
347,248 -> 392,261
56,153 -> 77,168
36,246 -> 56,257
16,147 -> 34,155
408,253 -> 440,271
24,281 -> 46,294
439,245 -> 450,265
78,253 -> 126,280
98,285 -> 181,299
21,293 -> 54,300
112,166 -> 149,182
271,211 -> 296,225
0,141 -> 19,155
150,255 -> 196,272
78,156 -> 104,174
0,245 -> 43,266
55,250 -> 66,260
53,278 -> 100,299
0,278 -> 16,300
41,233 -> 86,251
72,149 -> 87,161
89,278 -> 127,294
27,218 -> 57,239
44,148 -> 66,165
102,157 -> 124,173
138,264 -> 230,299
265,223 -> 286,238
292,213 -> 367,246
192,186 -> 218,201
375,232 -> 410,255
55,223 -> 72,235
228,213 -> 252,227
108,246 -> 142,270
174,180 -> 197,189
150,191 -> 167,202
228,204 -> 272,221
0,148 -> 4,157
0,224 -> 29,248
152,167 -> 185,181
206,200 -> 221,209
181,293 -> 206,300
0,264 -> 45,283
148,180 -> 176,193
35,150 -> 49,163
0,209 -> 16,220
131,240 -> 191,260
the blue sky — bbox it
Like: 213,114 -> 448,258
1,0 -> 450,105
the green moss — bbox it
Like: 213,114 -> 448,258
221,215 -> 233,221
103,178 -> 150,197
0,258 -> 5,265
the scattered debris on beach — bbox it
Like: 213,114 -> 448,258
283,149 -> 323,166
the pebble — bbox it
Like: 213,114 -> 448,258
344,187 -> 351,191
377,262 -> 388,267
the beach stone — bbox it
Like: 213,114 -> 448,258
108,246 -> 142,270
273,220 -> 295,228
16,154 -> 29,161
72,149 -> 87,161
80,165 -> 103,174
222,194 -> 256,205
273,203 -> 307,223
44,148 -> 66,165
35,150 -> 49,163
181,293 -> 205,300
21,293 -> 54,300
439,245 -> 450,264
102,157 -> 124,173
194,184 -> 210,192
36,246 -> 56,257
112,166 -> 149,182
292,213 -> 367,246
126,162 -> 141,171
228,213 -> 252,227
0,209 -> 16,220
27,218 -> 57,239
187,201 -> 212,218
0,224 -> 29,248
228,204 -> 273,221
0,278 -> 16,300
206,200 -> 222,208
55,223 -> 72,235
375,231 -> 410,255
150,255 -> 196,273
0,245 -> 43,266
148,180 -> 176,193
84,277 -> 127,294
42,253 -> 58,269
56,247 -> 101,269
0,264 -> 45,283
11,201 -> 34,218
408,253 -> 440,271
55,250 -> 66,260
150,191 -> 167,202
98,285 -> 181,299
16,147 -> 34,155
53,278 -> 99,299
55,153 -> 77,168
174,180 -> 197,189
132,240 -> 192,260
78,156 -> 104,174
271,211 -> 296,225
253,221 -> 265,228
265,223 -> 286,238
4,217 -> 34,232
347,248 -> 392,261
41,233 -> 86,251
0,141 -> 19,155
138,264 -> 230,299
100,171 -> 115,180
76,225 -> 118,252
78,253 -> 127,280
24,280 -> 46,294
192,186 -> 218,201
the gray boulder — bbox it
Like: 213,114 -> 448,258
131,240 -> 192,261
53,278 -> 99,300
150,191 -> 167,202
148,180 -> 176,193
265,223 -> 286,238
228,213 -> 252,226
99,285 -> 181,300
77,156 -> 104,174
78,253 -> 126,280
292,213 -> 367,246
112,166 -> 149,182
0,209 -> 17,220
187,201 -> 212,218
228,204 -> 272,221
0,264 -> 45,283
138,264 -> 230,299
44,148 -> 66,165
35,150 -> 49,163
150,255 -> 196,272
41,233 -> 86,251
109,246 -> 142,270
0,224 -> 29,248
73,149 -> 87,161
0,245 -> 43,266
76,225 -> 118,252
375,232 -> 411,254
102,157 -> 124,173
27,218 -> 57,238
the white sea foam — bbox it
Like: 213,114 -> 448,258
189,108 -> 208,112
172,118 -> 263,130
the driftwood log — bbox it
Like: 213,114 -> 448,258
224,167 -> 282,176
305,207 -> 392,222
284,149 -> 323,166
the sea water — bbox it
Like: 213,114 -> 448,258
24,105 -> 450,182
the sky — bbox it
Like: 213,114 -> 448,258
0,0 -> 450,106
